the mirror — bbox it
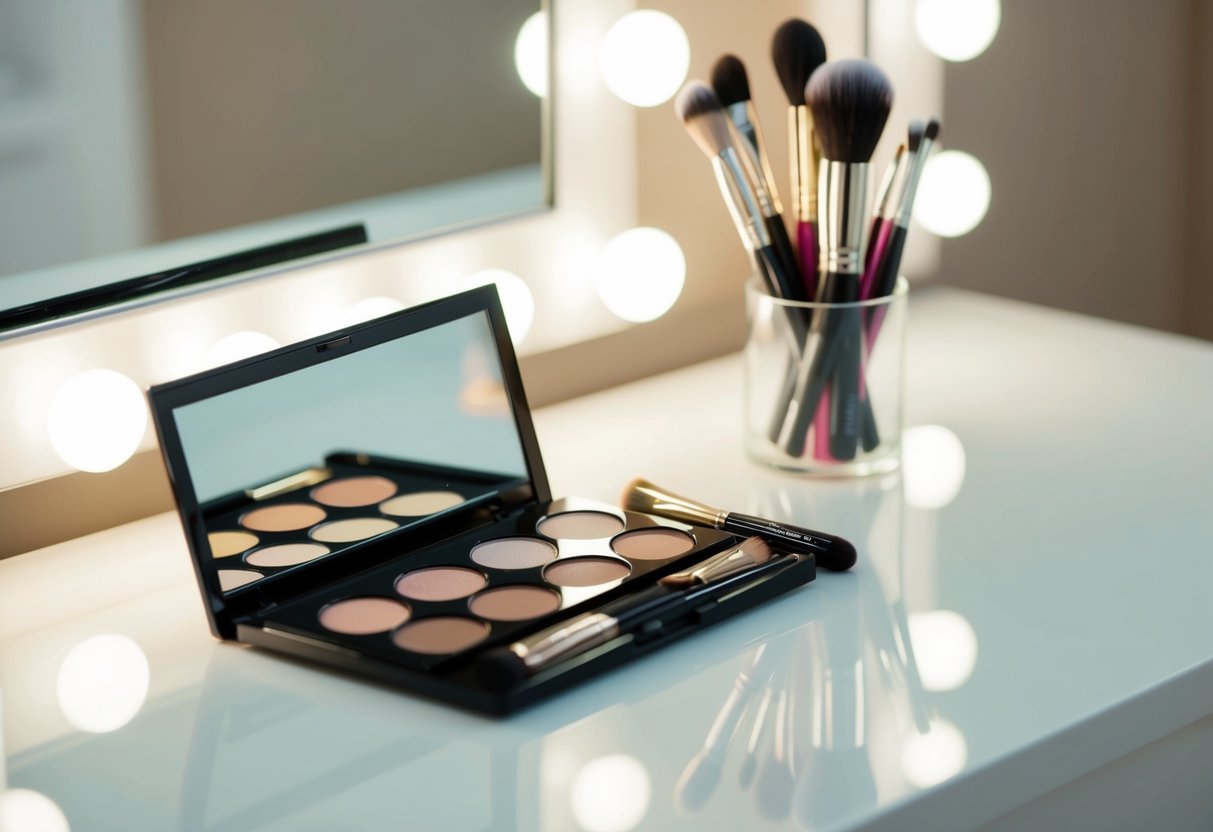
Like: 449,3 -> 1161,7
169,309 -> 530,594
0,0 -> 548,334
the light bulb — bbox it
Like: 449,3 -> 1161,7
0,789 -> 71,832
203,331 -> 281,370
47,369 -> 147,473
599,11 -> 689,107
56,634 -> 150,733
593,227 -> 685,322
908,609 -> 978,691
465,269 -> 534,345
915,0 -> 1000,62
914,151 -> 991,238
515,11 -> 548,97
902,424 -> 967,509
570,755 -> 651,832
342,296 -> 405,326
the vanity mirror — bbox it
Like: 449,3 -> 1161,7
0,0 -> 549,336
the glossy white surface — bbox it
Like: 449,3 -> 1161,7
3,287 -> 1213,831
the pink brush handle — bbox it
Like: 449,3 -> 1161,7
860,218 -> 892,300
798,220 -> 819,300
812,387 -> 836,461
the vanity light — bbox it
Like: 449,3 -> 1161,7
0,789 -> 71,832
914,0 -> 1000,62
599,10 -> 690,108
907,609 -> 978,691
593,227 -> 686,323
901,424 -> 967,508
47,369 -> 148,473
899,718 -> 968,788
515,11 -> 549,97
570,754 -> 652,832
203,330 -> 282,370
465,269 -> 534,345
342,296 -> 406,326
913,151 -> 990,239
56,634 -> 150,733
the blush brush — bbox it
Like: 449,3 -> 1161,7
777,59 -> 892,460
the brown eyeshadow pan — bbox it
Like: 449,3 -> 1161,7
392,617 -> 490,655
242,503 -> 327,532
468,585 -> 561,622
311,475 -> 398,508
543,557 -> 632,588
395,566 -> 487,602
536,510 -> 626,540
611,528 -> 696,560
319,597 -> 411,635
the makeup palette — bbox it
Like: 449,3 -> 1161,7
150,286 -> 815,713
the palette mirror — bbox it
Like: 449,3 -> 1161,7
169,308 -> 530,595
0,0 -> 547,335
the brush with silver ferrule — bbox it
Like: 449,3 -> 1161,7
675,81 -> 803,310
860,137 -> 910,300
475,538 -> 785,690
622,477 -> 856,571
778,59 -> 892,460
870,117 -> 939,308
712,54 -> 800,286
772,19 -> 827,299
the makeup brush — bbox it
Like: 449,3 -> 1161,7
860,137 -> 910,300
675,82 -> 803,309
870,118 -> 940,308
771,19 -> 827,298
622,477 -> 857,571
778,59 -> 892,460
712,54 -> 800,286
476,539 -> 788,690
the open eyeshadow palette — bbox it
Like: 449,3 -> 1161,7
150,286 -> 815,714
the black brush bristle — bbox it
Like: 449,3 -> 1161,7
711,54 -> 751,106
925,117 -> 941,141
771,19 -> 827,106
475,648 -> 528,691
804,58 -> 893,163
907,119 -> 925,154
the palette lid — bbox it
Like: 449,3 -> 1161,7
149,286 -> 550,638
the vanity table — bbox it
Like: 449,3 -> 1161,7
3,286 -> 1212,831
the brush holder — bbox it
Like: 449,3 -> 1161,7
744,277 -> 908,476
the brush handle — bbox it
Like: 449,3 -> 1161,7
860,218 -> 893,300
722,513 -> 856,572
863,224 -> 908,352
797,220 -> 819,299
766,214 -> 801,291
827,277 -> 862,460
759,239 -> 813,444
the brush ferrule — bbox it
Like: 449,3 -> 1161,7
819,161 -> 870,275
733,101 -> 784,216
873,149 -> 905,221
684,543 -> 765,585
725,103 -> 777,219
628,480 -> 728,529
513,613 -> 619,671
790,106 -> 814,222
894,137 -> 934,227
714,150 -> 770,249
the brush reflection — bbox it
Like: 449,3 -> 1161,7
56,634 -> 150,734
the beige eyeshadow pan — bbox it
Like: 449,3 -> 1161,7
218,569 -> 262,591
468,585 -> 561,622
319,597 -> 411,635
311,476 -> 398,508
611,528 -> 695,560
246,542 -> 330,568
536,510 -> 626,540
310,517 -> 399,543
379,490 -> 465,517
208,530 -> 259,558
392,617 -> 490,655
470,537 -> 557,570
395,566 -> 487,602
543,556 -> 632,587
242,503 -> 327,532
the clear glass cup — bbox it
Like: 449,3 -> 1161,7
744,277 -> 908,476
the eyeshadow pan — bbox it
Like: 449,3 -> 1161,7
536,510 -> 626,540
310,517 -> 399,543
218,569 -> 262,591
379,490 -> 466,517
319,597 -> 411,635
242,503 -> 327,532
468,585 -> 561,622
208,530 -> 259,558
246,542 -> 330,568
470,537 -> 557,570
543,557 -> 631,587
396,566 -> 487,602
311,476 -> 398,508
611,528 -> 695,560
392,617 -> 490,655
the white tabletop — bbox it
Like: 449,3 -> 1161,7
3,286 -> 1213,831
